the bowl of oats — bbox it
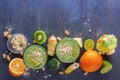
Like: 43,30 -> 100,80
7,33 -> 28,54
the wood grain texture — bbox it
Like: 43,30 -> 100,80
0,0 -> 120,80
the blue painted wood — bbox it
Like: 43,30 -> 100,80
0,0 -> 120,80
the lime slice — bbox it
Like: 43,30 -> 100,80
27,57 -> 40,68
34,30 -> 47,45
100,60 -> 112,74
84,39 -> 94,51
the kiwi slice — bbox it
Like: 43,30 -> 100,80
100,60 -> 113,74
56,38 -> 80,63
34,30 -> 47,45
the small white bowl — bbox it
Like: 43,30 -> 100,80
7,33 -> 28,54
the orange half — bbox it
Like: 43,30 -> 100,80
8,58 -> 26,77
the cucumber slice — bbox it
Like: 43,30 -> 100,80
47,58 -> 60,70
34,30 -> 47,45
100,60 -> 113,74
56,38 -> 80,63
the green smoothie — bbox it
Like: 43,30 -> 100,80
56,38 -> 80,63
23,45 -> 47,69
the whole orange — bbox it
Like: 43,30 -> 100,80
80,50 -> 103,72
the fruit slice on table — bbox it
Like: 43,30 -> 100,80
100,60 -> 112,74
8,58 -> 26,77
80,50 -> 103,73
34,30 -> 47,45
84,39 -> 94,51
56,38 -> 80,63
23,45 -> 47,69
47,58 -> 60,70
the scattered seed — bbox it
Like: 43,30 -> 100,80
103,53 -> 105,55
5,51 -> 8,53
6,55 -> 11,61
20,52 -> 23,56
42,67 -> 45,71
46,75 -> 49,77
44,74 -> 51,79
84,72 -> 88,75
28,43 -> 30,46
65,30 -> 69,36
7,34 -> 12,39
32,40 -> 36,44
25,68 -> 30,71
9,53 -> 12,55
3,31 -> 9,37
89,29 -> 92,32
65,76 -> 68,78
5,26 -> 15,33
23,68 -> 30,76
44,76 -> 47,79
3,53 -> 7,59
57,37 -> 61,42
48,74 -> 51,77
58,71 -> 64,75
99,52 -> 102,55
23,71 -> 30,76
36,70 -> 39,73
32,69 -> 35,72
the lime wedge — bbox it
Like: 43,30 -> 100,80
27,57 -> 41,68
84,39 -> 94,51
100,60 -> 112,74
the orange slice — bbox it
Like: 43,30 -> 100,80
84,39 -> 94,51
80,50 -> 103,72
8,58 -> 26,77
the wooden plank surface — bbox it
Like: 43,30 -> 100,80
0,0 -> 120,80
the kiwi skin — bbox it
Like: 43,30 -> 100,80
34,30 -> 47,45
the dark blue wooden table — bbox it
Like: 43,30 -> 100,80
0,0 -> 120,80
